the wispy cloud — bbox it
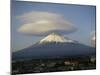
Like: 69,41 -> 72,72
91,31 -> 96,47
17,11 -> 77,36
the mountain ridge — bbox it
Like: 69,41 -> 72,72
12,33 -> 96,60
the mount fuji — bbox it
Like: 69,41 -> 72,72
12,33 -> 96,60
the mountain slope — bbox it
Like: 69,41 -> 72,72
12,33 -> 96,60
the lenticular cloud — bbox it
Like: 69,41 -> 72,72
17,11 -> 77,36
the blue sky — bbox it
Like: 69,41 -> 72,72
11,1 -> 96,52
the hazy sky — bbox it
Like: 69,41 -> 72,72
11,1 -> 96,52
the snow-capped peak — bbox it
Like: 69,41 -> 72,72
39,33 -> 74,44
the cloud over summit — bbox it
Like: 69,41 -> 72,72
17,11 -> 77,36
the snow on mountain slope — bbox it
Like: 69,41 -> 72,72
39,33 -> 74,44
